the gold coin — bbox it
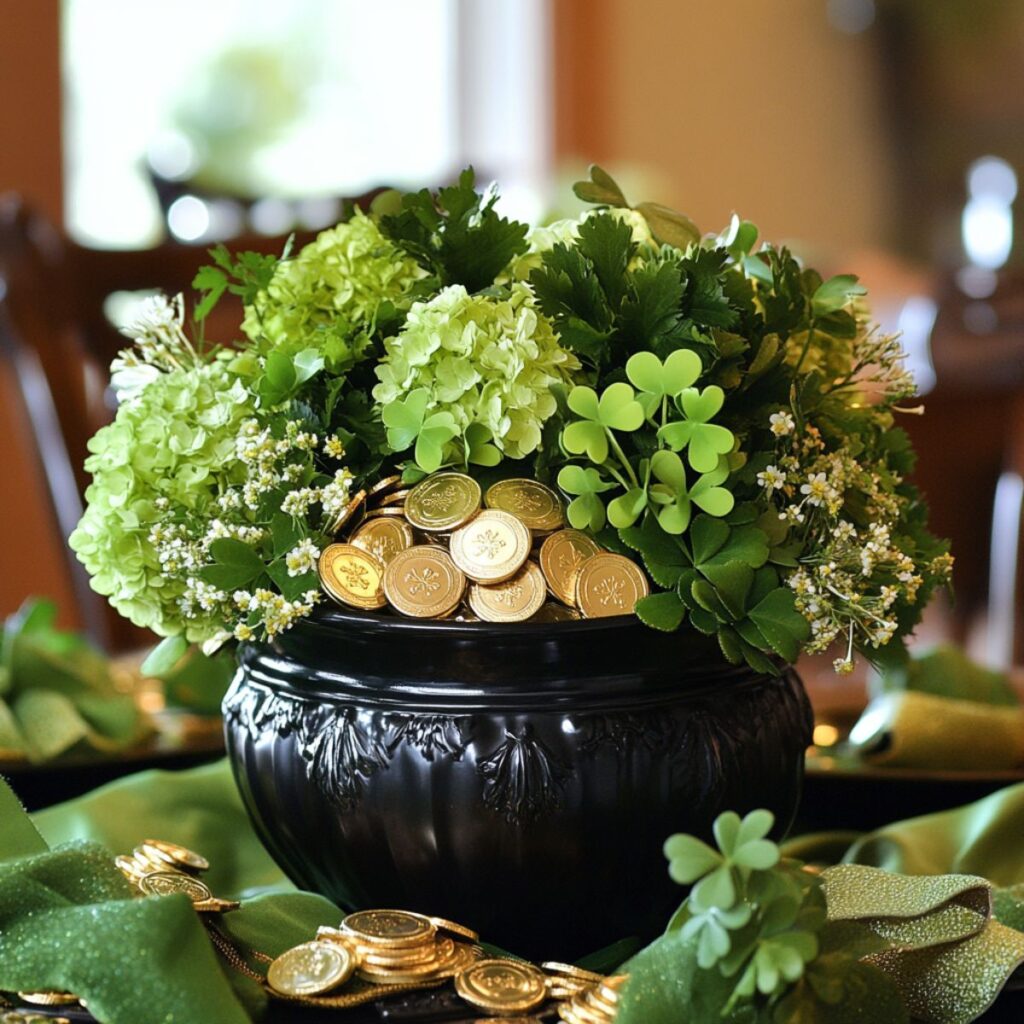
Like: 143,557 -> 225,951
319,543 -> 387,610
350,516 -> 414,566
342,909 -> 436,948
379,489 -> 411,507
137,871 -> 213,904
449,510 -> 531,584
530,602 -> 581,623
362,507 -> 409,521
366,474 -> 403,502
140,839 -> 209,873
327,489 -> 367,535
468,562 -> 547,623
266,940 -> 355,997
539,530 -> 601,606
131,847 -> 172,875
405,473 -> 482,532
384,547 -> 466,619
17,992 -> 80,1007
485,479 -> 564,533
542,963 -> 605,985
428,916 -> 480,943
115,854 -> 149,882
455,959 -> 548,1015
358,935 -> 452,967
575,554 -> 649,618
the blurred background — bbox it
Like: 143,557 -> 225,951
1,0 -> 1024,801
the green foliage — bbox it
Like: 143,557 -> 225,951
656,810 -> 905,1024
379,167 -> 529,292
380,389 -> 459,474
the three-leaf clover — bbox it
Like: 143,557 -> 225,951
381,389 -> 458,473
562,383 -> 645,464
463,423 -> 501,468
659,385 -> 736,473
648,451 -> 734,535
625,349 -> 703,418
557,465 -> 617,531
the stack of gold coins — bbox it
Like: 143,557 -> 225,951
454,958 -> 550,1016
319,472 -> 649,622
555,973 -> 626,1023
113,839 -> 238,913
314,909 -> 479,986
265,940 -> 356,998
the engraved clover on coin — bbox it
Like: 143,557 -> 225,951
421,484 -> 458,512
405,566 -> 442,595
473,529 -> 507,560
341,563 -> 371,589
558,548 -> 586,576
494,584 -> 524,607
595,576 -> 626,607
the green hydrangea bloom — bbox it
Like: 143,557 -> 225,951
69,360 -> 253,638
373,283 -> 580,459
241,210 -> 423,371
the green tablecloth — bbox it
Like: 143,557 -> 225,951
3,760 -> 1024,1023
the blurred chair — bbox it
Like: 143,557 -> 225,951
0,192 -> 379,650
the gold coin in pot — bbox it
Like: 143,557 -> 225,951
266,940 -> 354,996
467,562 -> 547,623
449,510 -> 530,584
318,543 -> 387,610
538,530 -> 601,606
484,478 -> 564,533
455,958 -> 548,1015
350,516 -> 414,566
406,472 -> 481,532
384,547 -> 466,619
575,553 -> 649,618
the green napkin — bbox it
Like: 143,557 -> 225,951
0,599 -> 150,763
0,763 -> 342,1023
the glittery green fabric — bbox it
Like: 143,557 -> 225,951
0,763 -> 343,1023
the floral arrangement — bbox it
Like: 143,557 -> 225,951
70,167 -> 951,673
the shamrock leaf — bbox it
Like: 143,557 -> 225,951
664,833 -> 723,885
607,487 -> 649,529
682,903 -> 754,970
381,389 -> 458,473
464,423 -> 501,468
658,385 -> 736,473
557,465 -> 616,532
649,452 -> 735,535
812,273 -> 866,318
562,383 -> 645,464
625,349 -> 703,417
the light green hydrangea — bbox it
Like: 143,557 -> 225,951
241,210 -> 424,371
373,283 -> 580,459
69,360 -> 253,638
510,208 -> 657,280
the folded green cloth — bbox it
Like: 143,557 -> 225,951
0,600 -> 150,763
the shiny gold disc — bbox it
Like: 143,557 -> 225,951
530,602 -> 581,623
484,478 -> 564,533
341,909 -> 436,948
318,543 -> 387,610
538,530 -> 601,606
132,846 -> 173,876
449,509 -> 531,584
363,507 -> 409,519
266,940 -> 355,997
17,991 -> 81,1006
405,472 -> 482,532
140,838 -> 209,873
115,854 -> 148,882
327,489 -> 367,535
574,553 -> 650,618
541,963 -> 606,985
378,489 -> 411,507
467,562 -> 547,623
383,547 -> 466,619
454,959 -> 548,1014
427,915 -> 480,943
350,516 -> 415,567
137,871 -> 213,904
366,474 -> 403,502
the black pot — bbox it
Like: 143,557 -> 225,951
223,608 -> 812,960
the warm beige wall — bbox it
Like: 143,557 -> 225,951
558,0 -> 894,254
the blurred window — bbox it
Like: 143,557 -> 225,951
63,0 -> 468,247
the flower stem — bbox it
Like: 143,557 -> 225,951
605,429 -> 640,488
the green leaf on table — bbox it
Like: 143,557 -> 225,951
141,635 -> 189,677
14,689 -> 91,762
875,645 -> 1018,706
635,591 -> 687,632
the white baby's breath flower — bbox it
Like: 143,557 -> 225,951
770,411 -> 795,437
757,464 -> 786,491
285,538 -> 320,577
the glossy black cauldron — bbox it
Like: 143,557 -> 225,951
223,608 -> 811,959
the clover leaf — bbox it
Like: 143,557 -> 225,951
682,903 -> 754,970
658,385 -> 736,473
625,349 -> 703,417
463,423 -> 501,468
648,451 -> 734,535
607,486 -> 649,529
557,465 -> 616,531
562,383 -> 645,464
381,389 -> 458,473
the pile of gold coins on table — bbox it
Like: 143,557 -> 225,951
319,471 -> 649,622
265,908 -> 625,1021
114,838 -> 239,913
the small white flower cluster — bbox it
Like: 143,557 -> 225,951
231,588 -> 321,639
848,329 -> 917,404
285,538 -> 320,577
761,410 -> 952,673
